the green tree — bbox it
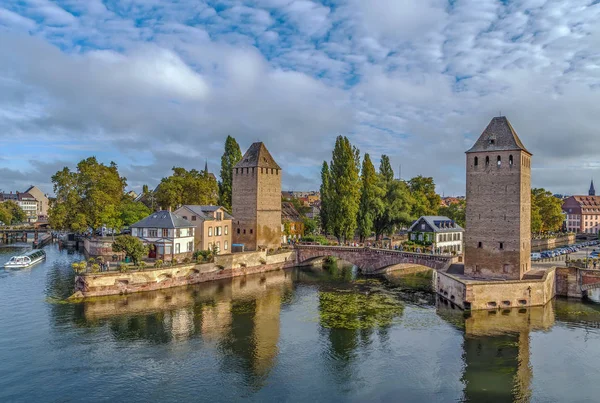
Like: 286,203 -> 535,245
379,155 -> 394,183
0,201 -> 26,224
373,178 -> 415,240
119,197 -> 151,227
408,176 -> 441,217
328,136 -> 361,243
320,161 -> 331,234
49,157 -> 126,232
142,184 -> 149,194
438,199 -> 466,228
302,217 -> 318,235
218,135 -> 243,211
112,235 -> 148,265
531,188 -> 563,233
155,167 -> 219,211
357,154 -> 384,242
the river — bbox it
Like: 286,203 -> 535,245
1,243 -> 600,402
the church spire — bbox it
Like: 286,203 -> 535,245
590,179 -> 596,196
204,159 -> 208,175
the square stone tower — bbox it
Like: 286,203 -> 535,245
232,142 -> 282,251
465,117 -> 532,280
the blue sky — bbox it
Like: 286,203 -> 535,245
1,0 -> 600,196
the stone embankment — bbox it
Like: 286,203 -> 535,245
531,234 -> 575,252
71,250 -> 296,298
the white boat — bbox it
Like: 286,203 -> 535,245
3,249 -> 46,269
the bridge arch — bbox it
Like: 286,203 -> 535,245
295,245 -> 456,275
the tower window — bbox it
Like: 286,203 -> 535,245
509,155 -> 513,166
485,156 -> 490,166
478,242 -> 482,248
474,156 -> 478,166
237,228 -> 240,234
499,242 -> 504,250
503,264 -> 510,273
497,156 -> 501,167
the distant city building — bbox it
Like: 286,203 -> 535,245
232,142 -> 282,251
282,191 -> 320,206
440,196 -> 464,207
131,210 -> 195,261
126,190 -> 138,200
408,216 -> 464,254
174,205 -> 232,254
24,186 -> 49,219
562,181 -> 600,234
281,201 -> 304,244
0,191 -> 39,223
464,116 -> 531,280
305,205 -> 321,220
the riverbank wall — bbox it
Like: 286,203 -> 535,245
434,267 -> 556,311
72,250 -> 296,298
83,238 -> 124,260
531,234 -> 576,252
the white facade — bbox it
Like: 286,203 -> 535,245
131,227 -> 195,259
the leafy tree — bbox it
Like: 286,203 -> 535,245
531,188 -> 563,233
438,199 -> 466,228
357,154 -> 384,242
49,157 -> 126,232
328,136 -> 361,243
379,155 -> 394,183
218,135 -> 243,211
320,161 -> 331,234
155,167 -> 218,210
119,197 -> 151,227
0,201 -> 26,224
302,217 -> 318,235
408,176 -> 441,217
373,178 -> 415,240
112,235 -> 148,265
142,184 -> 149,194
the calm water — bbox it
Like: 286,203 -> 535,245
1,244 -> 600,402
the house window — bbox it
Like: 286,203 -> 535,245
474,156 -> 478,166
183,216 -> 187,220
149,229 -> 158,237
175,243 -> 180,254
478,242 -> 482,248
216,212 -> 222,221
216,241 -> 220,252
188,241 -> 193,252
192,216 -> 197,221
224,241 -> 228,250
208,227 -> 213,237
421,223 -> 426,230
225,225 -> 228,235
163,228 -> 169,237
499,242 -> 504,250
216,226 -> 222,236
208,242 -> 212,250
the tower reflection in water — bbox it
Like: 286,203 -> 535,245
79,269 -> 294,388
438,299 -> 555,403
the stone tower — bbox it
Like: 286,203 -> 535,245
232,142 -> 281,251
465,116 -> 531,280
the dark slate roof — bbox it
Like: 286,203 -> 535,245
180,205 -> 233,220
234,142 -> 281,170
466,116 -> 531,154
409,216 -> 464,233
590,180 -> 596,196
131,210 -> 195,228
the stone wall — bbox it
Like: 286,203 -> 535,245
256,168 -> 281,250
72,250 -> 297,298
83,238 -> 124,259
555,267 -> 581,298
531,234 -> 576,252
436,267 -> 556,311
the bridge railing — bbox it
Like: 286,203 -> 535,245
295,244 -> 454,261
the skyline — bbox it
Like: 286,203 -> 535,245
1,0 -> 600,196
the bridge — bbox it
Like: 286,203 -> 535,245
294,245 -> 459,274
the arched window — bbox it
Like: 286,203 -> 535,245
474,156 -> 478,166
497,155 -> 501,167
485,156 -> 490,166
509,155 -> 513,166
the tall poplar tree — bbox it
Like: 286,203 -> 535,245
218,135 -> 243,211
379,155 -> 394,183
357,154 -> 384,242
328,136 -> 360,243
320,161 -> 331,234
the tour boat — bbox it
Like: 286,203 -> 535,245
3,249 -> 46,269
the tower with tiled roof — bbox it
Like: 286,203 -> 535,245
232,142 -> 282,250
465,116 -> 531,280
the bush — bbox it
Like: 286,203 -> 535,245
259,258 -> 267,265
154,259 -> 163,268
183,257 -> 191,264
194,250 -> 212,262
138,261 -> 146,271
118,263 -> 128,273
71,261 -> 87,274
172,258 -> 178,265
88,257 -> 96,264
91,263 -> 101,273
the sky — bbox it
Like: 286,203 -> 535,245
1,0 -> 600,197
